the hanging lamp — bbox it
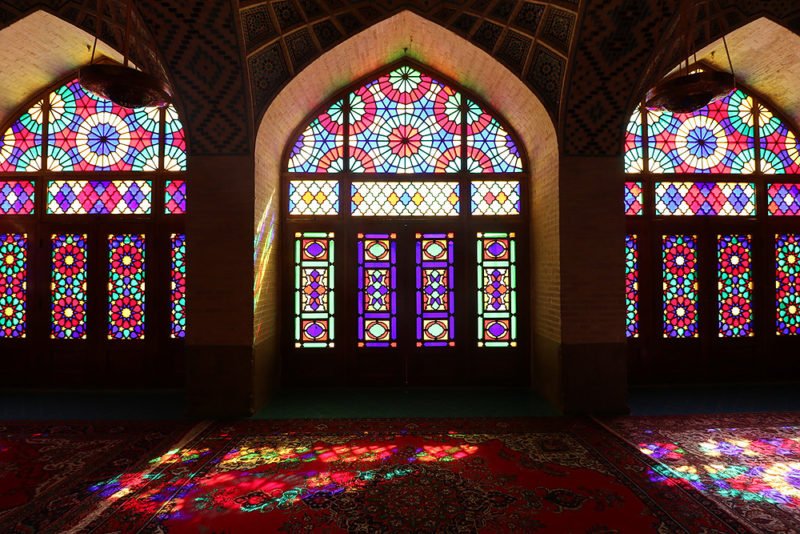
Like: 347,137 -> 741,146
645,0 -> 735,114
79,0 -> 172,108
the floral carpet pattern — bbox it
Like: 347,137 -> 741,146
604,411 -> 800,534
0,417 -> 754,533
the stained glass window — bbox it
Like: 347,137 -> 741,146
654,182 -> 755,216
171,234 -> 186,339
477,232 -> 517,347
625,234 -> 639,338
358,233 -> 396,347
416,233 -> 455,347
759,106 -> 800,174
295,232 -> 334,348
624,182 -> 643,216
165,180 -> 186,214
0,101 -> 44,172
0,181 -> 35,214
289,180 -> 339,215
47,79 -> 161,171
349,67 -> 461,173
51,234 -> 87,339
164,105 -> 187,172
718,235 -> 753,337
776,234 -> 800,335
0,234 -> 26,338
289,100 -> 345,173
465,100 -> 523,173
624,107 -> 643,173
663,235 -> 698,338
47,181 -> 152,214
351,181 -> 459,216
108,234 -> 145,340
768,184 -> 800,216
648,90 -> 756,174
470,181 -> 521,215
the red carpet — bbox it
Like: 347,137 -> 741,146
1,418 -> 751,533
605,412 -> 800,534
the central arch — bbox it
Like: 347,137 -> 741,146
253,10 -> 560,401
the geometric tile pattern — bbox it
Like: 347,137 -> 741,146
654,182 -> 755,217
768,184 -> 800,216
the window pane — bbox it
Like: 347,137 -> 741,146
108,234 -> 145,340
47,79 -> 160,171
625,234 -> 639,338
767,184 -> 800,216
0,234 -> 26,338
648,90 -> 756,174
48,181 -> 152,214
351,181 -> 459,216
624,182 -> 643,215
759,106 -> 800,174
0,100 -> 43,172
470,181 -> 521,215
358,233 -> 396,347
288,180 -> 339,215
164,104 -> 187,172
477,232 -> 517,347
288,100 -> 344,173
0,181 -> 35,214
655,182 -> 755,216
624,107 -> 643,173
295,232 -> 334,348
165,180 -> 187,214
718,234 -> 753,337
416,233 -> 455,347
349,66 -> 461,173
51,234 -> 88,339
466,99 -> 523,173
663,235 -> 698,338
776,234 -> 800,335
171,234 -> 186,339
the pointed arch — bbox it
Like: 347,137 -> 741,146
254,10 -> 559,398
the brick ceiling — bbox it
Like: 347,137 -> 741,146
2,0 -> 800,157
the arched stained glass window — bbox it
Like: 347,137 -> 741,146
283,63 -> 527,385
0,74 -> 188,385
624,67 -> 800,382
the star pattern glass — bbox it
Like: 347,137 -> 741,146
776,234 -> 800,335
663,235 -> 698,338
718,235 -> 753,337
108,234 -> 145,340
626,234 -> 639,338
0,234 -> 26,338
51,234 -> 88,339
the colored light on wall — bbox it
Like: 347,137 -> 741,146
718,235 -> 753,337
0,181 -> 35,214
624,182 -> 643,215
0,234 -> 26,338
663,235 -> 698,338
108,234 -> 145,340
626,234 -> 639,338
776,234 -> 800,335
470,181 -> 521,215
51,234 -> 88,339
477,232 -> 516,347
295,232 -> 335,348
416,233 -> 455,347
655,182 -> 755,216
171,234 -> 186,339
165,180 -> 186,214
358,233 -> 396,347
289,180 -> 339,215
48,181 -> 152,214
351,182 -> 459,216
